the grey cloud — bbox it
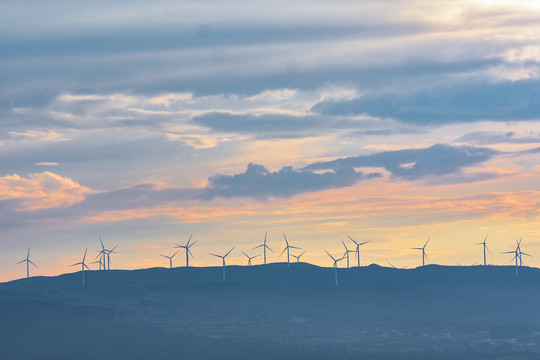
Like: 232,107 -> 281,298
192,112 -> 361,138
457,131 -> 540,145
202,163 -> 379,199
312,80 -> 540,125
304,144 -> 498,180
69,183 -> 202,213
341,127 -> 426,138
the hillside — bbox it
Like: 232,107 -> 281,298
1,263 -> 540,359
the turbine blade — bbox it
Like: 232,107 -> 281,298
242,251 -> 249,258
347,235 -> 359,246
279,247 -> 287,256
160,254 -> 168,258
187,234 -> 193,246
83,248 -> 88,261
324,250 -> 335,261
359,240 -> 371,246
83,263 -> 90,270
69,262 -> 81,267
16,259 -> 26,264
171,251 -> 179,258
253,244 -> 264,249
188,240 -> 197,248
224,247 -> 235,257
208,253 -> 221,258
29,260 -> 37,267
342,239 -> 348,250
424,237 -> 430,248
290,246 -> 301,250
266,245 -> 274,252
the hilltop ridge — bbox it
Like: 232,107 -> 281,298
1,264 -> 540,359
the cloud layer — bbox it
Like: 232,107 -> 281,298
304,144 -> 498,180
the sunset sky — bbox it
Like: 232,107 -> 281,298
2,1 -> 540,281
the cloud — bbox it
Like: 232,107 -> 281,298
457,131 -> 540,145
74,183 -> 202,212
0,172 -> 95,210
202,163 -> 378,199
304,144 -> 498,180
312,80 -> 540,125
192,112 -> 336,138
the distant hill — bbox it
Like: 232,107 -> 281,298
1,264 -> 540,359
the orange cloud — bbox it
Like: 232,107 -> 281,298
0,172 -> 95,210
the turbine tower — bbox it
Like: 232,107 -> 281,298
324,250 -> 344,286
253,232 -> 273,265
347,236 -> 371,267
70,248 -> 90,286
160,250 -> 179,269
209,247 -> 235,282
341,239 -> 355,268
241,251 -> 259,266
291,250 -> 307,263
475,232 -> 490,266
17,247 -> 37,279
411,238 -> 430,267
175,235 -> 197,267
280,233 -> 300,268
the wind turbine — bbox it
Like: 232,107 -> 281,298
502,244 -> 521,276
209,247 -> 235,282
411,238 -> 430,267
291,250 -> 307,263
347,236 -> 371,267
516,238 -> 531,267
104,246 -> 117,270
280,233 -> 300,268
160,250 -> 179,269
475,232 -> 490,266
324,250 -> 345,286
70,248 -> 90,286
253,232 -> 273,265
96,237 -> 106,270
241,251 -> 259,266
341,239 -> 355,268
96,238 -> 117,270
17,247 -> 37,279
175,235 -> 197,267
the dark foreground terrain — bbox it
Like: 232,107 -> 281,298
1,263 -> 540,359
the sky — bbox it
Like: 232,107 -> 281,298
2,0 -> 540,281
